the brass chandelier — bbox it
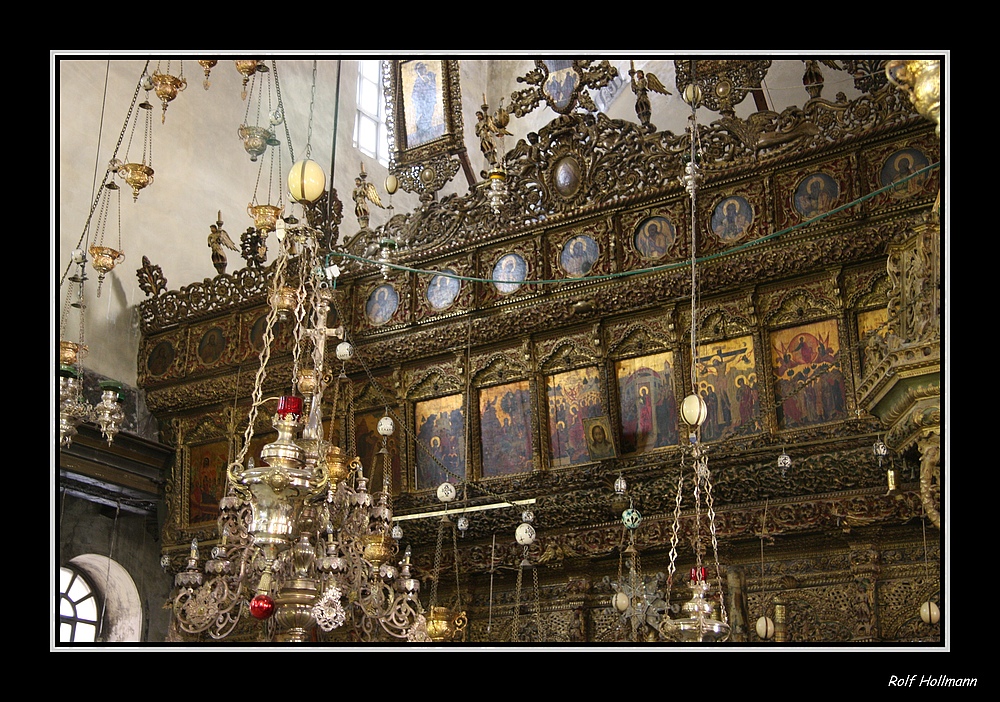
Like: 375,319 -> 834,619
170,207 -> 429,642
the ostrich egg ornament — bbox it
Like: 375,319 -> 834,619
437,481 -> 456,503
613,591 -> 630,612
756,615 -> 775,639
622,507 -> 642,530
377,415 -> 394,436
515,522 -> 536,545
335,341 -> 354,361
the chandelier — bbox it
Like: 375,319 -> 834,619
657,69 -> 731,644
170,134 -> 428,640
58,249 -> 124,448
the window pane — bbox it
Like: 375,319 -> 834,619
68,577 -> 91,601
60,622 -> 73,642
77,596 -> 98,621
360,59 -> 380,80
359,78 -> 379,115
357,116 -> 376,157
60,566 -> 73,592
378,128 -> 390,165
75,622 -> 97,643
60,597 -> 75,617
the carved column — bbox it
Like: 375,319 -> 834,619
857,214 -> 941,527
726,567 -> 750,643
848,542 -> 880,642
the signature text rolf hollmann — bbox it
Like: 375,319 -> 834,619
889,676 -> 977,687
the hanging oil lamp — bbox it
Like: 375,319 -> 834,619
151,61 -> 187,123
117,74 -> 156,201
198,60 -> 217,90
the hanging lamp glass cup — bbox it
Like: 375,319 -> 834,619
238,124 -> 273,161
117,163 -> 154,201
248,203 -> 283,232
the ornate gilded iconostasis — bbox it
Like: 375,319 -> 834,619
144,58 -> 943,645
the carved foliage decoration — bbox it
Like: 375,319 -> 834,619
675,59 -> 772,116
606,316 -> 676,359
509,60 -> 619,117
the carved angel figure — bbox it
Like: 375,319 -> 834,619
476,96 -> 514,169
353,166 -> 384,230
629,61 -> 671,133
207,213 -> 238,275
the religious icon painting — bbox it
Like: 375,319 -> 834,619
249,312 -> 269,353
427,269 -> 461,311
492,253 -> 527,295
794,172 -> 840,220
355,409 -> 402,496
694,336 -> 762,442
710,195 -> 753,243
479,381 -> 534,477
546,366 -> 605,468
615,351 -> 679,455
197,325 -> 227,365
187,440 -> 229,527
414,394 -> 466,491
366,283 -> 399,326
770,321 -> 847,430
400,60 -> 447,149
541,59 -> 580,113
146,339 -> 175,378
560,234 -> 599,278
634,216 -> 676,260
879,147 -> 930,199
584,416 -> 616,461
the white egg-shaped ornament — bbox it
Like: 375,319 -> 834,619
436,481 -> 456,503
622,507 -> 642,530
920,601 -> 940,625
612,591 -> 630,613
377,415 -> 394,436
287,158 -> 326,204
515,522 -> 536,546
756,615 -> 775,640
335,342 -> 354,361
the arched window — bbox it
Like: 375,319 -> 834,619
57,555 -> 143,643
59,566 -> 100,642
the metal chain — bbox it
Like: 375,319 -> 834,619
532,561 -> 544,642
273,60 -> 296,164
229,238 -> 290,478
114,178 -> 122,251
429,516 -> 447,608
513,551 -> 523,641
703,461 -> 727,625
290,246 -> 312,391
143,89 -> 154,168
451,515 -> 462,605
305,60 -> 317,160
665,465 -> 684,604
